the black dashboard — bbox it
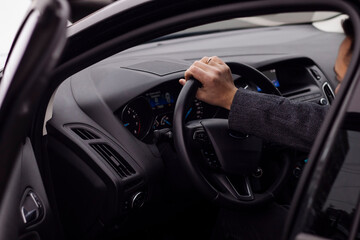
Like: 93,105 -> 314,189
112,57 -> 334,142
46,24 -> 342,238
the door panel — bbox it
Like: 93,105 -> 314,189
0,148 -> 21,240
0,138 -> 64,240
19,138 -> 64,239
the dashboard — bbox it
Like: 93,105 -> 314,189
46,24 -> 343,238
113,57 -> 334,141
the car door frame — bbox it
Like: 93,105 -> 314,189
0,0 -> 68,239
20,0 -> 360,239
282,3 -> 360,240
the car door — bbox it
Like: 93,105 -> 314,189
283,12 -> 360,239
0,0 -> 68,239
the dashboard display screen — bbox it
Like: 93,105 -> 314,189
145,90 -> 175,110
145,89 -> 177,130
257,69 -> 280,92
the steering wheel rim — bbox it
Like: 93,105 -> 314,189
173,62 -> 289,208
226,62 -> 282,96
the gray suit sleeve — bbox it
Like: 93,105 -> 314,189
228,88 -> 329,151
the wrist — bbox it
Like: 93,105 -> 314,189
223,87 -> 238,110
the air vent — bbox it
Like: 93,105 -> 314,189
71,128 -> 100,140
323,83 -> 335,104
90,143 -> 136,178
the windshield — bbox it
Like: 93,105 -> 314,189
155,11 -> 341,41
0,1 -> 31,69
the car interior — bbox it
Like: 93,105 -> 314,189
11,1 -> 360,240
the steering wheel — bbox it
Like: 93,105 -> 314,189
173,62 -> 289,208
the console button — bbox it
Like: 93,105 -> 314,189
319,98 -> 328,105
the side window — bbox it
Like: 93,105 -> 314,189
304,117 -> 360,239
0,1 -> 31,69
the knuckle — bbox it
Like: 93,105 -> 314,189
220,64 -> 230,72
189,66 -> 199,75
190,65 -> 197,71
213,68 -> 222,76
226,67 -> 232,75
201,56 -> 208,61
184,69 -> 193,78
208,74 -> 217,82
193,61 -> 201,66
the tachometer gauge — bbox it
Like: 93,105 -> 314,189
120,97 -> 153,140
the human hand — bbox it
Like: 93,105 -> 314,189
179,56 -> 238,110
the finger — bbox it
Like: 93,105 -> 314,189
184,60 -> 201,80
194,60 -> 226,77
184,65 -> 209,84
200,56 -> 218,66
193,60 -> 214,71
210,56 -> 225,65
196,87 -> 206,101
179,79 -> 186,86
200,56 -> 210,64
184,68 -> 193,80
204,57 -> 232,76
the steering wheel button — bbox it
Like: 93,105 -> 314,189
193,130 -> 204,141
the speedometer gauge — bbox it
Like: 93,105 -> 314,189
120,97 -> 153,140
122,107 -> 142,137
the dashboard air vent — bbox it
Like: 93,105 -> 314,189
71,128 -> 100,140
323,83 -> 335,104
90,143 -> 136,178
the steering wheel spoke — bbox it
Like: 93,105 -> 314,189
214,174 -> 254,201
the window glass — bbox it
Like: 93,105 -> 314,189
0,1 -> 31,69
305,120 -> 360,239
154,11 -> 342,42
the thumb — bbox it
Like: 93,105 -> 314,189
179,79 -> 186,86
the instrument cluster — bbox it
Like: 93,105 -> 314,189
116,68 -> 284,140
116,80 -> 218,140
